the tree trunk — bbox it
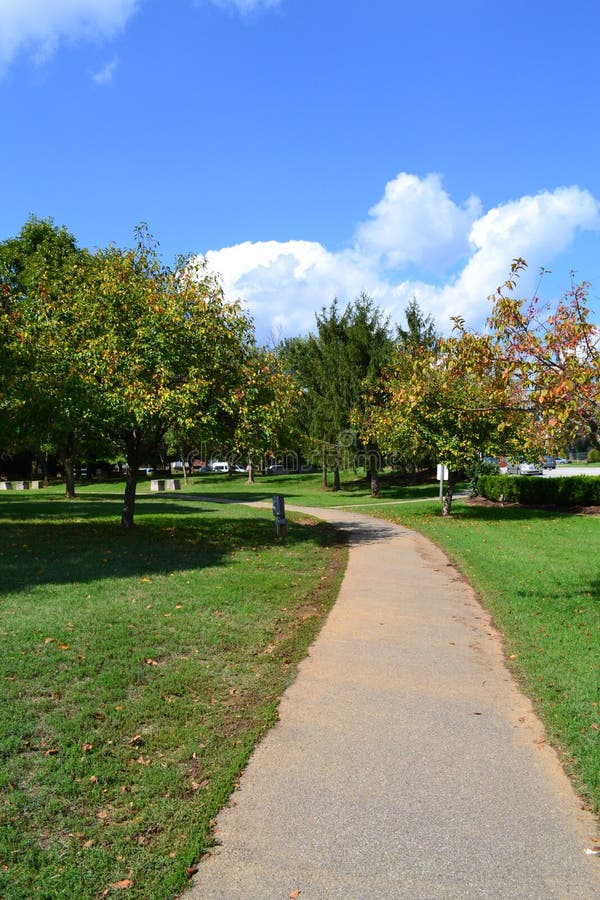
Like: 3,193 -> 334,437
322,452 -> 328,488
247,453 -> 255,484
441,471 -> 458,517
62,455 -> 76,499
122,439 -> 141,528
332,461 -> 341,492
370,468 -> 380,497
121,466 -> 138,528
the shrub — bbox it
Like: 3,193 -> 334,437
588,448 -> 600,463
476,474 -> 600,507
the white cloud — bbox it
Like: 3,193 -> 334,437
200,175 -> 600,342
91,55 -> 118,84
355,172 -> 482,274
0,0 -> 140,72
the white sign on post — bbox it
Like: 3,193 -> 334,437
437,464 -> 449,504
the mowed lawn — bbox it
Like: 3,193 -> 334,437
0,488 -> 346,899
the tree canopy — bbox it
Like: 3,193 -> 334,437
279,293 -> 394,489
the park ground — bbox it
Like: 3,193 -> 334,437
1,470 -> 599,898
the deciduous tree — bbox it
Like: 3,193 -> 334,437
77,230 -> 253,527
486,259 -> 600,451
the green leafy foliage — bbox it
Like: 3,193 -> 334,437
279,294 -> 394,488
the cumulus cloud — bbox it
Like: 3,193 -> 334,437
201,174 -> 600,341
356,172 -> 481,274
0,0 -> 140,72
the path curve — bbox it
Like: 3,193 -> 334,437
186,506 -> 600,899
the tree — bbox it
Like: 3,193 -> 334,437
229,348 -> 301,483
0,217 -> 93,497
397,296 -> 440,353
486,259 -> 600,452
359,328 -> 530,515
279,294 -> 393,491
352,299 -> 440,487
74,230 -> 253,527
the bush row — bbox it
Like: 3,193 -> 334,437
476,474 -> 600,507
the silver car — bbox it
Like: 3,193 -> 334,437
519,461 -> 542,475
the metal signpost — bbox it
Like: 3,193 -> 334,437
436,463 -> 449,505
272,494 -> 288,538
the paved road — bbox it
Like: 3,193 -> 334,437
544,465 -> 599,477
186,507 -> 600,899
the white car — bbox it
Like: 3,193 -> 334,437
519,462 -> 542,476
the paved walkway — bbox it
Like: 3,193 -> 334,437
186,507 -> 600,899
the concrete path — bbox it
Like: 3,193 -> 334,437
186,507 -> 600,899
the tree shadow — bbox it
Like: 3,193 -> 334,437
0,494 -> 343,596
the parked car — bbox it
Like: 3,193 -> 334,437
519,462 -> 542,476
266,464 -> 287,475
137,466 -> 154,475
210,461 -> 229,473
542,456 -> 556,469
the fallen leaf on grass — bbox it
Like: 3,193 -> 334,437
145,658 -> 158,666
45,748 -> 59,756
186,866 -> 199,876
82,742 -> 93,753
109,879 -> 134,889
128,734 -> 143,747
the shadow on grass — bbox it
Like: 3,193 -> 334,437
0,494 -> 343,596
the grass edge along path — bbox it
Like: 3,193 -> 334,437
0,493 -> 347,900
367,497 -> 600,823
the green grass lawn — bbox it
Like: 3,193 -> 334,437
0,489 -> 346,899
4,473 -> 600,895
130,469 -> 442,508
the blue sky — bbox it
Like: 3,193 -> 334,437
2,0 -> 600,341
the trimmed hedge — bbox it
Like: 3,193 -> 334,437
476,474 -> 600,507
